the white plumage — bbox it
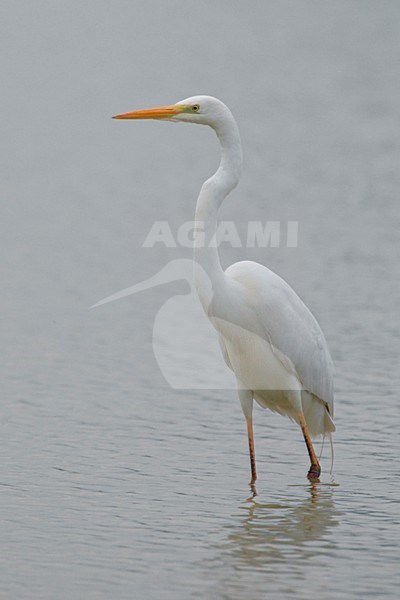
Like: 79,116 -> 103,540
112,95 -> 335,484
220,261 -> 335,437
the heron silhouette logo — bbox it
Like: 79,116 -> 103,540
91,259 -> 236,390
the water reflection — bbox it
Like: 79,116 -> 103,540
214,484 -> 339,577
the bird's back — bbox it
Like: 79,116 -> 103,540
223,260 -> 334,421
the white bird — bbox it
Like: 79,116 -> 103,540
112,95 -> 335,483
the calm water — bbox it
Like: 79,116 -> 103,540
1,2 -> 400,599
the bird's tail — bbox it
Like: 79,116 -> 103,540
320,431 -> 335,473
301,392 -> 335,437
328,431 -> 335,474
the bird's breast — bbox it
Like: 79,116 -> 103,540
213,316 -> 302,393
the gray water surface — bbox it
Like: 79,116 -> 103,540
1,2 -> 400,599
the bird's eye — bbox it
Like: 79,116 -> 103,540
192,105 -> 200,112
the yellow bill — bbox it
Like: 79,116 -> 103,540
112,104 -> 184,120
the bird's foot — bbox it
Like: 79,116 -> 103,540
246,480 -> 257,500
307,464 -> 321,482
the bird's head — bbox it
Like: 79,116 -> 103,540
113,95 -> 233,129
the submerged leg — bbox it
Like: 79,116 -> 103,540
238,389 -> 257,484
298,411 -> 321,480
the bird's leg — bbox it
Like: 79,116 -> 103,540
298,412 -> 321,481
246,417 -> 257,485
238,390 -> 257,486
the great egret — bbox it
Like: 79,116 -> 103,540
113,95 -> 335,483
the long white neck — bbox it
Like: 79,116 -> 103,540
193,113 -> 243,310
